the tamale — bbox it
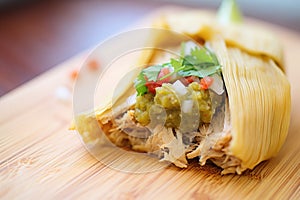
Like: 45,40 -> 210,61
72,10 -> 290,175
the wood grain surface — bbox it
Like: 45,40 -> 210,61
0,7 -> 299,200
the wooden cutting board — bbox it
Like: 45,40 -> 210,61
0,7 -> 299,200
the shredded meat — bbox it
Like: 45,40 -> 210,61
97,97 -> 243,174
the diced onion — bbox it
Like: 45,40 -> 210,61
172,80 -> 188,96
182,100 -> 193,113
209,74 -> 224,95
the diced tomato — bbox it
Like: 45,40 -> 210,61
180,76 -> 200,86
179,77 -> 189,86
184,76 -> 200,84
145,81 -> 162,94
200,76 -> 214,90
185,76 -> 195,84
157,67 -> 171,84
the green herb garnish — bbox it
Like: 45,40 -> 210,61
134,72 -> 148,96
134,42 -> 221,96
142,65 -> 162,81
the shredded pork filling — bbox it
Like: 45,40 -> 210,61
97,95 -> 243,175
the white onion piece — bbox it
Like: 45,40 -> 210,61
184,41 -> 200,55
172,80 -> 188,96
209,74 -> 224,95
182,100 -> 193,113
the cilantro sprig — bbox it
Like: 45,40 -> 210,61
134,42 -> 221,96
134,73 -> 148,96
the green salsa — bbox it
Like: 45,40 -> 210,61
135,82 -> 212,129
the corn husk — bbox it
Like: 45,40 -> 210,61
160,10 -> 284,70
211,39 -> 290,170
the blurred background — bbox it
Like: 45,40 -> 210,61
0,0 -> 299,96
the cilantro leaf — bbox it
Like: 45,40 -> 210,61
179,65 -> 221,77
170,58 -> 182,70
191,47 -> 214,63
183,55 -> 198,66
178,70 -> 200,77
134,73 -> 147,96
142,65 -> 162,81
181,46 -> 220,78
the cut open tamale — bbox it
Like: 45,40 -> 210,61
72,10 -> 290,175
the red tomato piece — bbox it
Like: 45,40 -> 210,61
157,67 -> 171,84
145,81 -> 162,94
200,76 -> 214,90
185,76 -> 195,84
184,76 -> 200,84
179,77 -> 189,86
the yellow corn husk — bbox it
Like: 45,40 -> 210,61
211,39 -> 290,170
160,10 -> 284,70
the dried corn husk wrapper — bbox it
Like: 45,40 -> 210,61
73,9 -> 291,174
